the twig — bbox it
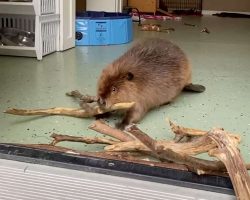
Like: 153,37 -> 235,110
201,27 -> 210,34
184,22 -> 196,27
89,120 -> 134,142
50,133 -> 118,146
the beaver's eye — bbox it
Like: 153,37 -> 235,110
111,86 -> 117,93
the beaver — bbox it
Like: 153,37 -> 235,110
97,38 -> 205,128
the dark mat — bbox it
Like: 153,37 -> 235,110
213,12 -> 250,18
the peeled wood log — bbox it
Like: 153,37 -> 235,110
4,102 -> 135,118
89,120 -> 134,142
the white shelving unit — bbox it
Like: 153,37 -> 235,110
0,0 -> 60,60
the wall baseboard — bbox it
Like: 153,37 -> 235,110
202,10 -> 250,15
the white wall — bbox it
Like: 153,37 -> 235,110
86,0 -> 123,12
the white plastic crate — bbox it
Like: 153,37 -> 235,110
0,0 -> 59,15
39,14 -> 60,58
40,0 -> 57,15
0,14 -> 60,60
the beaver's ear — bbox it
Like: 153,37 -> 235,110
127,72 -> 134,81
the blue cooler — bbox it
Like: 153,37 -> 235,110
75,11 -> 133,46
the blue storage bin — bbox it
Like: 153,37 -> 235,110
75,11 -> 133,46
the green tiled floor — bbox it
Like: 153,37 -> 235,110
0,16 -> 250,161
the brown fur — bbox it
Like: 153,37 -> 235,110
97,38 -> 192,128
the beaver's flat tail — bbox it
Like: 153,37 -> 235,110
183,83 -> 206,93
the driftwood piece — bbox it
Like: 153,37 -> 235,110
4,102 -> 135,118
50,133 -> 118,146
125,125 -> 227,175
105,120 -> 240,157
46,121 -> 250,175
208,129 -> 250,200
89,120 -> 134,142
105,135 -> 218,156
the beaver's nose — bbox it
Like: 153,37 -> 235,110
98,98 -> 106,106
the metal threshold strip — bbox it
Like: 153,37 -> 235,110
0,158 -> 236,200
0,144 -> 236,200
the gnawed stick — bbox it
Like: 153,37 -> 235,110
4,102 -> 135,118
126,125 -> 229,175
208,129 -> 250,200
4,107 -> 90,118
50,133 -> 119,146
89,120 -> 134,142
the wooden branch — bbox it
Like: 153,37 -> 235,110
126,125 -> 228,175
4,107 -> 89,118
105,140 -> 145,152
66,90 -> 98,103
4,102 -> 135,118
104,135 -> 217,156
208,129 -> 250,200
50,133 -> 118,146
89,120 -> 134,142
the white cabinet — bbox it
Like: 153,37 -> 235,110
60,0 -> 76,51
0,0 -> 75,60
